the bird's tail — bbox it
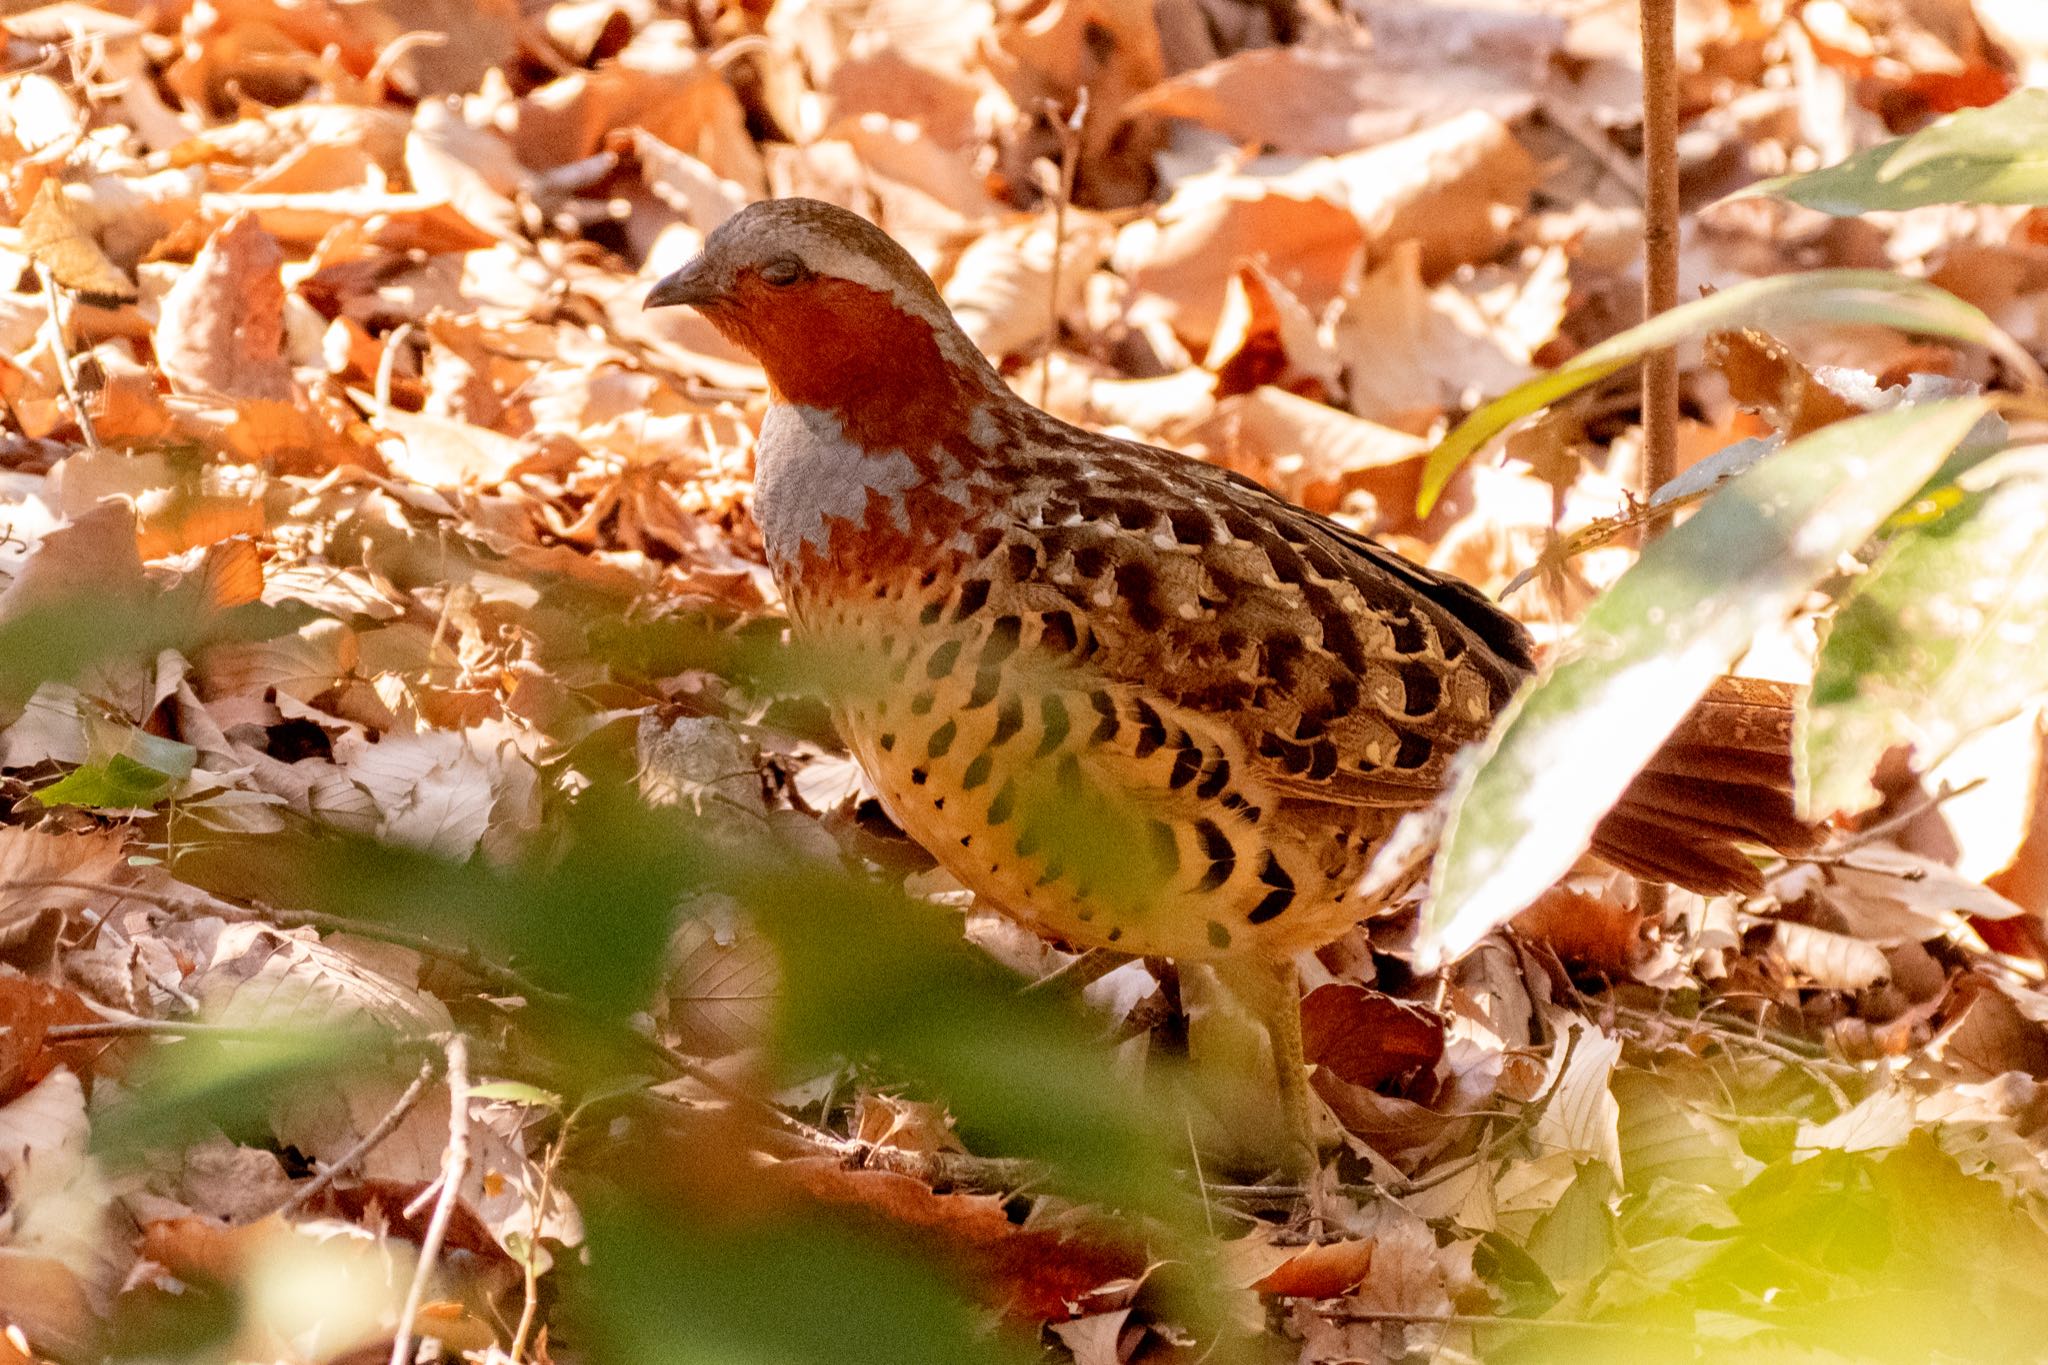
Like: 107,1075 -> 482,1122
1589,676 -> 1820,894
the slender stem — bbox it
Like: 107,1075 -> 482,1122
39,271 -> 99,451
509,1114 -> 573,1363
1638,0 -> 1680,528
1037,90 -> 1087,410
389,1035 -> 471,1365
1329,1309 -> 1699,1336
1636,0 -> 1682,929
47,1017 -> 309,1042
277,1059 -> 438,1218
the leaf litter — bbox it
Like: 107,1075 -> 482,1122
0,0 -> 2042,1362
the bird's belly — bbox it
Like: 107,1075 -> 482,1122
805,597 -> 1382,962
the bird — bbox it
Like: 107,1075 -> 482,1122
645,197 -> 1812,1172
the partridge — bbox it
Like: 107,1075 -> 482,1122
647,198 -> 1810,1164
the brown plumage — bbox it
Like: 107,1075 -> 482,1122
646,198 -> 1814,1164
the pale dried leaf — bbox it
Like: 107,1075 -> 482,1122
154,212 -> 293,403
1531,1022 -> 1624,1182
1771,918 -> 1893,991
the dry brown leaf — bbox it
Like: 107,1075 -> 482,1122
660,909 -> 778,1057
1300,984 -> 1445,1091
1977,0 -> 2048,82
0,1069 -> 119,1359
1179,386 -> 1426,519
154,211 -> 293,403
1115,176 -> 1364,349
404,100 -> 523,241
1706,327 -> 1866,437
1770,917 -> 1893,992
1512,885 -> 1649,978
1202,264 -> 1340,398
376,408 -> 529,488
1334,243 -> 1561,430
1286,111 -> 1536,277
0,500 -> 146,627
18,181 -> 135,302
853,1093 -> 966,1156
943,213 -> 1113,361
1131,43 -> 1540,158
776,1159 -> 1145,1323
1922,976 -> 2048,1081
1251,1236 -> 1378,1298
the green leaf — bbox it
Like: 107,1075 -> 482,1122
94,1025 -> 391,1161
1803,445 -> 2048,817
36,753 -> 181,809
1744,88 -> 2048,214
1417,273 -> 2037,513
1417,399 -> 1992,967
565,1202 -> 1037,1365
738,857 -> 1186,1219
468,1080 -> 565,1109
1526,1161 -> 1618,1288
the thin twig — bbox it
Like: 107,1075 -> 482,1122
277,1059 -> 438,1219
1036,89 -> 1087,410
1760,777 -> 1988,876
1830,777 -> 1987,857
1636,0 -> 1682,932
1638,0 -> 1680,533
39,270 -> 99,451
389,1035 -> 470,1365
1328,1309 -> 1698,1336
509,1107 -> 575,1363
1607,1001 -> 1858,1108
46,1016 -> 319,1042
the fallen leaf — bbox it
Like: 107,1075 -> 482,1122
153,211 -> 294,403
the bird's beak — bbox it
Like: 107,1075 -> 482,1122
644,256 -> 719,310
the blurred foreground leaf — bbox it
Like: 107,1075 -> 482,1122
0,597 -> 320,710
94,1025 -> 390,1161
1804,444 -> 2048,816
567,1202 -> 1035,1365
1419,275 -> 2037,512
1745,87 -> 2048,214
1418,399 -> 1992,967
733,856 -> 1186,1218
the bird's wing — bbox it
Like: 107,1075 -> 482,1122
986,417 -> 1534,810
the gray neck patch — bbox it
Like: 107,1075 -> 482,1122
753,403 -> 923,570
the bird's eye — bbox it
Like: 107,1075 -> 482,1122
760,256 -> 807,287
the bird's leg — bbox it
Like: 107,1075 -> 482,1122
1216,956 -> 1321,1184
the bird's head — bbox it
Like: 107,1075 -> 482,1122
645,198 -> 1006,442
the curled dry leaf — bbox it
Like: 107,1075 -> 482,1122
1512,885 -> 1649,978
1769,916 -> 1893,992
1300,984 -> 1444,1091
19,180 -> 137,302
